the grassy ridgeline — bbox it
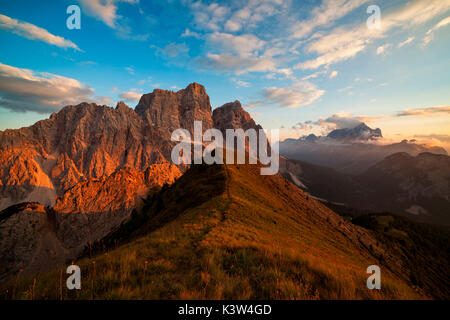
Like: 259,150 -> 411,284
1,164 -> 437,300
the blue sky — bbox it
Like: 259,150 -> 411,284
0,0 -> 449,148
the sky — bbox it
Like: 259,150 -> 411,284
0,0 -> 449,150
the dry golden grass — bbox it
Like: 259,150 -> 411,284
1,163 -> 425,300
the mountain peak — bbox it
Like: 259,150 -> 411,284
212,100 -> 260,133
183,82 -> 206,94
327,122 -> 382,141
115,101 -> 130,111
134,83 -> 213,138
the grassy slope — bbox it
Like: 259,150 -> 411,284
352,213 -> 450,299
1,164 -> 424,299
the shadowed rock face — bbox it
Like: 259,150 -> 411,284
327,123 -> 382,141
280,152 -> 450,226
212,100 -> 262,133
212,101 -> 267,158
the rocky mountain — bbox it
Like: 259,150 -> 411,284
0,83 -> 218,280
213,100 -> 262,133
136,82 -> 213,140
282,152 -> 450,226
1,82 -> 448,298
327,123 -> 382,141
279,124 -> 448,174
4,162 -> 438,299
358,152 -> 450,224
212,100 -> 266,158
0,83 -> 272,282
0,83 -> 214,212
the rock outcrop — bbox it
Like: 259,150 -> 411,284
0,85 -> 212,211
136,82 -> 213,140
212,100 -> 262,133
212,100 -> 269,160
0,83 -> 267,282
0,84 -> 215,281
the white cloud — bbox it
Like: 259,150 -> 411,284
329,70 -> 338,79
398,37 -> 414,48
231,78 -> 251,87
119,89 -> 142,103
376,43 -> 392,55
244,101 -> 263,109
250,112 -> 262,118
190,1 -> 229,31
296,112 -> 387,132
78,0 -> 139,28
291,0 -> 370,39
295,36 -> 367,69
414,134 -> 450,143
160,42 -> 190,57
395,105 -> 450,117
301,70 -> 328,80
199,52 -> 288,75
186,1 -> 293,76
207,32 -> 266,57
200,32 -> 293,76
78,0 -> 118,28
296,0 -> 450,69
298,106 -> 450,133
337,86 -> 353,93
96,96 -> 112,105
262,81 -> 324,109
181,28 -> 201,39
0,14 -> 79,50
125,66 -> 135,75
422,16 -> 450,45
224,1 -> 284,33
0,62 -> 94,113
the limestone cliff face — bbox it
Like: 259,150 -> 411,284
0,89 -> 199,211
0,83 -> 260,281
212,100 -> 267,158
53,164 -> 180,214
136,82 -> 213,140
0,203 -> 66,281
212,100 -> 262,133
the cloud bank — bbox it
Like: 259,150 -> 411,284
0,14 -> 79,50
0,62 -> 95,113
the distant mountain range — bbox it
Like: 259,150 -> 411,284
280,123 -> 447,174
327,123 -> 383,141
281,152 -> 450,226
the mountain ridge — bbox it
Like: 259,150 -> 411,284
327,123 -> 383,141
2,162 -> 431,299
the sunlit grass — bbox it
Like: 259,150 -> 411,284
1,164 -> 425,300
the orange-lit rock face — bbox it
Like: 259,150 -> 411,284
0,84 -> 211,212
54,164 -> 181,214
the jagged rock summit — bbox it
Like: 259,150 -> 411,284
136,82 -> 213,139
327,123 -> 383,141
212,100 -> 262,133
0,83 -> 222,212
0,82 -> 267,281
